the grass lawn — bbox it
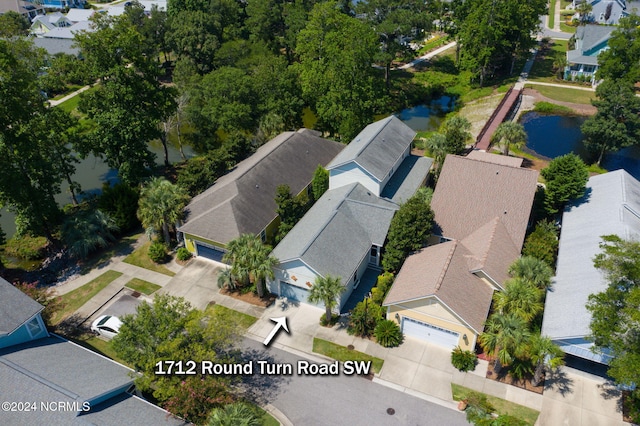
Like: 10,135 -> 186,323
51,270 -> 123,325
205,304 -> 257,329
528,39 -> 568,83
548,0 -> 556,28
560,22 -> 577,33
312,338 -> 384,374
417,34 -> 448,55
73,334 -> 130,366
123,241 -> 176,277
254,405 -> 279,426
57,94 -> 82,114
125,278 -> 161,295
525,84 -> 595,105
452,384 -> 540,425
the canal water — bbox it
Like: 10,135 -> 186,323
520,112 -> 640,180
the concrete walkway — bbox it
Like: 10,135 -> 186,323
60,251 -> 626,425
48,85 -> 92,107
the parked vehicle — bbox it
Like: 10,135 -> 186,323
90,315 -> 123,339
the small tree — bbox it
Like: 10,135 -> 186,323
493,278 -> 543,323
490,121 -> 527,156
370,272 -> 395,305
62,209 -> 119,259
308,275 -> 344,325
540,153 -> 588,215
424,132 -> 448,177
97,182 -> 140,234
451,346 -> 478,372
528,334 -> 564,387
382,195 -> 434,272
348,298 -> 384,337
222,234 -> 278,298
311,165 -> 329,201
137,177 -> 190,245
522,220 -> 559,269
479,313 -> 530,374
440,115 -> 472,155
508,256 -> 554,291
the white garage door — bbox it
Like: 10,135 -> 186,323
401,317 -> 459,350
279,282 -> 323,308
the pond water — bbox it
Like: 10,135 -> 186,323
396,95 -> 456,132
520,112 -> 640,180
1,140 -> 195,238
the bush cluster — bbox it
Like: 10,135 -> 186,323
176,247 -> 192,262
451,346 -> 478,372
148,242 -> 168,263
374,320 -> 403,347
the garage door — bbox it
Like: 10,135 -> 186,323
401,317 -> 459,350
195,243 -> 226,263
279,281 -> 322,307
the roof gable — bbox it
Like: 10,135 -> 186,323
0,278 -> 44,336
327,116 -> 416,182
179,129 -> 344,245
430,154 -> 538,249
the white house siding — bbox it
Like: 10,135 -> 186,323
269,260 -> 319,298
329,163 -> 380,196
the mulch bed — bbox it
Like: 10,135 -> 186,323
220,288 -> 275,308
622,391 -> 639,423
485,362 -> 545,395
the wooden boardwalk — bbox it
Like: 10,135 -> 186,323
474,86 -> 523,151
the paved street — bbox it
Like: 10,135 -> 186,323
240,338 -> 468,426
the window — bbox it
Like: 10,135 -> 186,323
26,317 -> 44,338
260,229 -> 266,242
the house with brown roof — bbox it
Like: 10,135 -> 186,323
178,129 -> 344,261
383,152 -> 538,350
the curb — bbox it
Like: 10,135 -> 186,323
372,377 -> 460,412
262,403 -> 294,426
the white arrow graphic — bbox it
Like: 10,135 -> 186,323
263,317 -> 290,347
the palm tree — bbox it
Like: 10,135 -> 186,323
207,402 -> 261,426
424,132 -> 448,177
223,234 -> 278,298
137,177 -> 190,245
216,267 -> 236,291
493,278 -> 544,323
508,256 -> 554,291
528,334 -> 564,387
308,275 -> 345,323
62,209 -> 119,259
479,313 -> 530,374
490,121 -> 527,156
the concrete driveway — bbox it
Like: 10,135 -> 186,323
158,258 -> 223,310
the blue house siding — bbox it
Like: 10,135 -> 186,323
0,314 -> 48,350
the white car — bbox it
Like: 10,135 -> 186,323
91,315 -> 123,339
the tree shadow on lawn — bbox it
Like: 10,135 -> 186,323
235,347 -> 290,406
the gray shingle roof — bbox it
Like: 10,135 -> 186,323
380,155 -> 433,204
273,183 -> 398,282
0,277 -> 43,336
567,24 -> 615,65
431,154 -> 539,250
542,170 -> 640,343
179,129 -> 344,245
327,116 -> 416,182
33,37 -> 79,56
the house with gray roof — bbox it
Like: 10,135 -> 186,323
267,116 -> 432,311
571,0 -> 630,25
383,152 -> 536,350
30,12 -> 72,36
542,169 -> 640,364
565,24 -> 616,84
178,129 -> 344,261
0,0 -> 44,22
0,277 -> 187,425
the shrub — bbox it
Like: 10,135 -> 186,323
148,242 -> 168,263
320,312 -> 339,327
13,282 -> 62,326
451,346 -> 478,372
347,299 -> 384,337
465,391 -> 495,424
176,247 -> 192,262
522,220 -> 559,268
541,153 -> 589,215
4,235 -> 48,260
97,183 -> 140,234
374,320 -> 403,347
371,272 -> 395,305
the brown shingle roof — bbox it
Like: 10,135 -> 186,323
383,241 -> 494,333
466,150 -> 524,168
431,155 -> 538,250
178,129 -> 344,245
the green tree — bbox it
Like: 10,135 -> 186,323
207,402 -> 261,426
424,132 -> 448,177
177,152 -> 230,196
440,115 -> 472,155
137,177 -> 190,245
581,79 -> 640,166
597,14 -> 640,83
576,1 -> 593,25
222,234 -> 278,298
508,255 -> 554,291
382,195 -> 435,272
490,121 -> 527,156
587,235 -> 640,405
527,334 -> 564,387
356,0 -> 432,88
308,274 -> 345,323
348,298 -> 384,337
97,183 -> 141,234
311,165 -> 329,201
479,313 -> 530,373
296,1 -> 383,139
522,220 -> 559,268
493,278 -> 543,323
540,153 -> 589,215
0,39 -> 81,243
274,184 -> 310,242
0,11 -> 29,37
112,294 -> 241,421
62,209 -> 119,259
217,267 -> 237,291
